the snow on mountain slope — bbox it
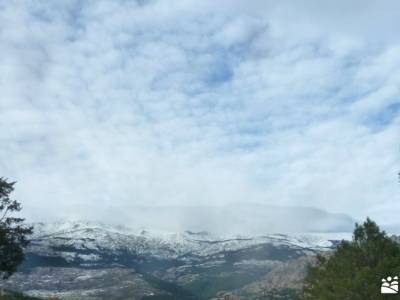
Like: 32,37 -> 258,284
29,221 -> 352,262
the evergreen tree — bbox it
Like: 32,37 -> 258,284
300,218 -> 400,299
0,178 -> 33,279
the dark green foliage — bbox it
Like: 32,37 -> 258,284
300,218 -> 400,300
0,178 -> 33,279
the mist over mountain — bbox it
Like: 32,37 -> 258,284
47,204 -> 354,235
127,204 -> 354,234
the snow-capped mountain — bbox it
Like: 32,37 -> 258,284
30,221 -> 351,262
1,221 -> 352,300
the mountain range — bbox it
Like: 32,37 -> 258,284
0,213 -> 352,299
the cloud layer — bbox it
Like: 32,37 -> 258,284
0,0 -> 399,228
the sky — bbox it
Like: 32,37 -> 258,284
0,0 -> 399,229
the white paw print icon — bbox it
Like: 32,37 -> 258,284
381,276 -> 399,294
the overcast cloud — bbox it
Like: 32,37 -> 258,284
0,0 -> 399,228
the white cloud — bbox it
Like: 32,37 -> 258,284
0,0 -> 399,230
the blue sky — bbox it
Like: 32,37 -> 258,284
0,0 -> 399,227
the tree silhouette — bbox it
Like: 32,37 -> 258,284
0,178 -> 33,279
